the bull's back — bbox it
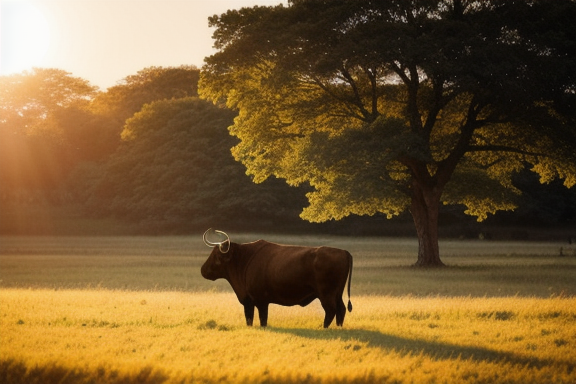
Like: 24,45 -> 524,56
244,242 -> 349,306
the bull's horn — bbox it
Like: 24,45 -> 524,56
203,228 -> 218,247
203,229 -> 231,254
216,230 -> 230,254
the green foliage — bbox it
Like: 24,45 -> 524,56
87,65 -> 202,159
91,65 -> 200,124
442,160 -> 520,222
291,118 -> 413,222
87,97 -> 306,231
0,65 -> 312,233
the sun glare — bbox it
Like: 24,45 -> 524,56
1,1 -> 51,74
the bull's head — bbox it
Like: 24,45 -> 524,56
201,228 -> 231,280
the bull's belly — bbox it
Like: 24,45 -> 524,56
252,286 -> 317,307
270,292 -> 317,307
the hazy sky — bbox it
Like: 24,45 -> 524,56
1,0 -> 286,90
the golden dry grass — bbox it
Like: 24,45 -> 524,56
1,235 -> 575,383
1,289 -> 575,384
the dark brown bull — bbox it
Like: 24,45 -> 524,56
201,229 -> 353,328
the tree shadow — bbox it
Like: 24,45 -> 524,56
0,359 -> 169,384
269,327 -> 575,371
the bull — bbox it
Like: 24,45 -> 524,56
200,229 -> 353,328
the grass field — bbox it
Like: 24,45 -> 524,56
1,235 -> 575,383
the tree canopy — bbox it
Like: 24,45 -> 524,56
91,66 -> 200,123
0,68 -> 97,191
0,66 -> 309,234
200,0 -> 576,265
87,65 -> 202,159
85,97 -> 307,232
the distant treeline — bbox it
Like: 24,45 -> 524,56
1,67 -> 574,237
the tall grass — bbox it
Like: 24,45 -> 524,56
1,290 -> 574,384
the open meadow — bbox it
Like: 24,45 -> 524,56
1,235 -> 575,383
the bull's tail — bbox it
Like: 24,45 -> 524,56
347,252 -> 353,312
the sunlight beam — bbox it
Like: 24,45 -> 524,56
1,1 -> 51,74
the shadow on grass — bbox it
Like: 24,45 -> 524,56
0,358 -> 385,384
269,327 -> 575,371
0,360 -> 168,384
3,327 -> 575,384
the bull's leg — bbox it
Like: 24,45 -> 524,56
319,298 -> 337,328
336,298 -> 346,326
243,300 -> 255,326
257,303 -> 269,327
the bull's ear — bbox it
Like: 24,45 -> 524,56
219,241 -> 231,255
217,242 -> 232,262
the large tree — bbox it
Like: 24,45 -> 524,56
199,0 -> 576,266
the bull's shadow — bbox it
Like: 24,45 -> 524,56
268,327 -> 573,371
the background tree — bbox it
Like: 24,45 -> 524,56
0,68 -> 97,195
62,66 -> 204,217
92,66 -> 199,123
87,97 -> 307,233
0,66 -> 309,234
86,66 -> 202,159
200,0 -> 576,266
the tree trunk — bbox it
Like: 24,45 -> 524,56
410,183 -> 445,267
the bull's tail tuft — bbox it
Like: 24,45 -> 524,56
347,300 -> 353,312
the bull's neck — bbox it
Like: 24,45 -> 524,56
225,241 -> 265,304
224,243 -> 249,303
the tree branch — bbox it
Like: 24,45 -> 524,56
389,62 -> 410,85
311,77 -> 367,121
339,67 -> 373,121
365,67 -> 379,117
423,76 -> 455,140
435,99 -> 482,188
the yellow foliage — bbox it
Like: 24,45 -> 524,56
459,197 -> 517,222
532,159 -> 576,188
